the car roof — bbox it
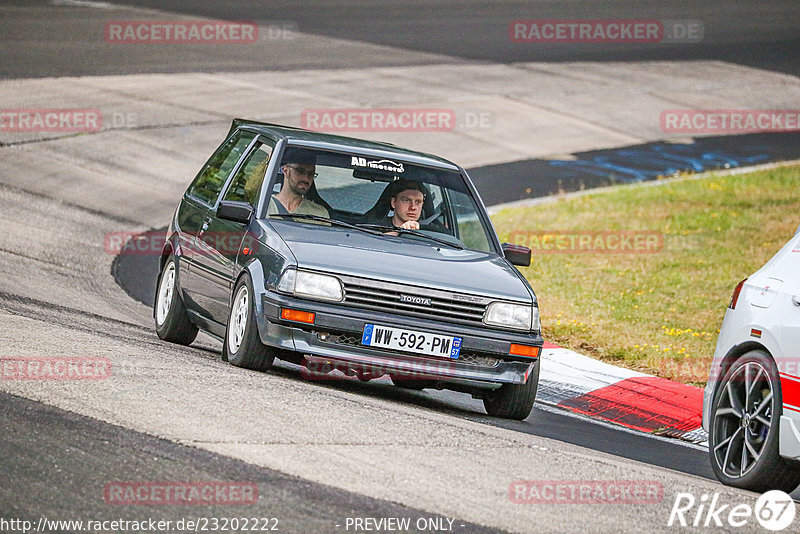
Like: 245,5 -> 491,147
229,118 -> 460,171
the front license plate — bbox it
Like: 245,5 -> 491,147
362,324 -> 462,359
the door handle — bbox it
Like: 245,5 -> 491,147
792,295 -> 800,306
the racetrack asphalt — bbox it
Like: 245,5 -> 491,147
0,390 -> 498,534
2,0 -> 799,78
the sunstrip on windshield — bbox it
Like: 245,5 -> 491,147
350,157 -> 405,173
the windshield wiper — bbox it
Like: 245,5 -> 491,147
356,223 -> 464,250
269,213 -> 385,236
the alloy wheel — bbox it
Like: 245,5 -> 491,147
228,285 -> 249,354
711,361 -> 774,478
155,262 -> 175,326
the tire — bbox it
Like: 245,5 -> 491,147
223,275 -> 274,372
483,361 -> 539,420
708,350 -> 800,492
154,254 -> 198,345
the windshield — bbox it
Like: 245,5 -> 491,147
261,147 -> 495,253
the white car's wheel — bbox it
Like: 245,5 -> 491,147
709,350 -> 800,492
154,254 -> 198,345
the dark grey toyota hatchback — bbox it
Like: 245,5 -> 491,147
154,119 -> 543,419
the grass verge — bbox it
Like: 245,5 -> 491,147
491,164 -> 800,385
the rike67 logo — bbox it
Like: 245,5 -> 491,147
668,490 -> 796,531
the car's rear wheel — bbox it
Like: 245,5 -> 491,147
708,350 -> 800,492
483,362 -> 539,420
154,254 -> 198,345
224,275 -> 274,371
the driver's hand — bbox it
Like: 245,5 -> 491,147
400,220 -> 420,230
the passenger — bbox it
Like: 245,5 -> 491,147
268,149 -> 329,217
388,180 -> 426,230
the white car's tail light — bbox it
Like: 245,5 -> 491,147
728,278 -> 747,309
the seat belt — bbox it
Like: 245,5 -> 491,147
270,196 -> 291,215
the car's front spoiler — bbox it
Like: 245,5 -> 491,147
296,337 -> 535,385
256,291 -> 540,386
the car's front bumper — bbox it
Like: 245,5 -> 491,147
255,291 -> 541,385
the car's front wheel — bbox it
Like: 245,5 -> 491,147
708,350 -> 800,492
223,275 -> 275,372
483,362 -> 539,420
154,254 -> 198,345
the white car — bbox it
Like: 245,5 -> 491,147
703,231 -> 800,492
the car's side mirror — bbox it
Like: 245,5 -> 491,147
217,200 -> 254,224
501,242 -> 531,267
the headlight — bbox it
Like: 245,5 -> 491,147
484,301 -> 536,331
277,269 -> 343,302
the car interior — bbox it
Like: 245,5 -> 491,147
268,167 -> 451,235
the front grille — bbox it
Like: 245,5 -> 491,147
319,331 -> 361,347
316,331 -> 500,368
337,274 -> 491,326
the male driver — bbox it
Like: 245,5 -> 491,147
389,180 -> 425,230
268,149 -> 329,217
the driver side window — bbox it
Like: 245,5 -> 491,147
449,190 -> 491,252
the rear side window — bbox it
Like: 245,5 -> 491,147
187,130 -> 255,205
222,142 -> 274,206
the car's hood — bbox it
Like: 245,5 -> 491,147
265,221 -> 533,302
